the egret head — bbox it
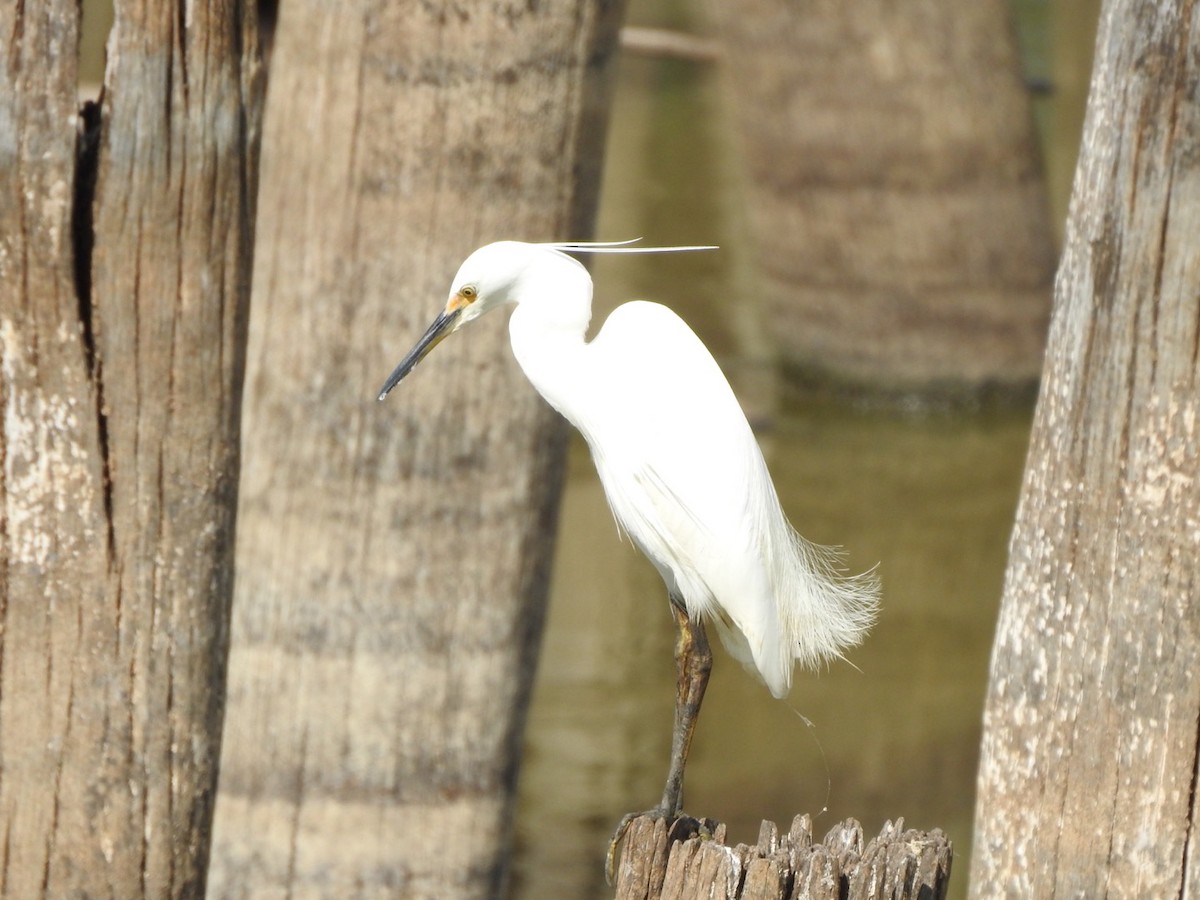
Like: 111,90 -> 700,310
445,240 -> 541,324
377,239 -> 714,401
377,241 -> 594,400
376,241 -> 542,400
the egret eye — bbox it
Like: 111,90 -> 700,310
460,285 -> 478,302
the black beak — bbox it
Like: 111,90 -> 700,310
377,307 -> 462,401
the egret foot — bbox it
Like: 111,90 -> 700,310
605,809 -> 710,884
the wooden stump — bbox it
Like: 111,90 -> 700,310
614,815 -> 952,900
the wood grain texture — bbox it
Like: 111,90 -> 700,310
614,815 -> 952,900
706,0 -> 1055,400
207,1 -> 626,897
970,0 -> 1200,895
0,3 -> 103,890
0,0 -> 262,895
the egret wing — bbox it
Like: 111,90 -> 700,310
580,301 -> 877,698
582,301 -> 773,629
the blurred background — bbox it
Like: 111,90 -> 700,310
74,1 -> 1101,896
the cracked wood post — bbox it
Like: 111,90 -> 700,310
0,1 -> 263,897
614,814 -> 952,900
970,0 -> 1200,895
206,0 -> 627,896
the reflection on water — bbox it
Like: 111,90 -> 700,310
512,402 -> 1031,900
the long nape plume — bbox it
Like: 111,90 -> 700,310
540,238 -> 718,254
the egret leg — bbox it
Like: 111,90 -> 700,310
606,596 -> 712,882
659,597 -> 712,816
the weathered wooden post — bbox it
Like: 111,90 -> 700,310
970,0 -> 1200,894
0,0 -> 262,895
207,1 -> 627,896
614,814 -> 952,900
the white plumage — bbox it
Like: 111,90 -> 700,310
378,240 -> 879,848
380,240 -> 878,698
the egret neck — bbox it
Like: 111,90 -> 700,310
505,250 -> 598,429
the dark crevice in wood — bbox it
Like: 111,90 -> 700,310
257,0 -> 278,64
71,101 -> 100,361
71,99 -> 115,561
1182,714 -> 1200,898
1192,309 -> 1200,372
8,0 -> 25,51
176,0 -> 190,104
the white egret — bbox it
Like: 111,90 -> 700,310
377,240 -> 879,868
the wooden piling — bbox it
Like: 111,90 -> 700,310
614,815 -> 951,900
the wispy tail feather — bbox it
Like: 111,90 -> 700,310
760,531 -> 880,699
